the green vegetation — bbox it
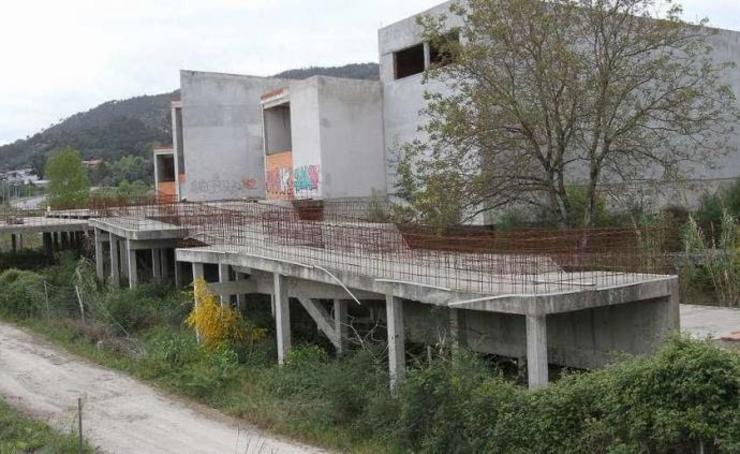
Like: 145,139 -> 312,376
0,256 -> 738,452
44,147 -> 90,209
0,399 -> 92,453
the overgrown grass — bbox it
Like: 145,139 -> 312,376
2,259 -> 739,453
0,399 -> 92,453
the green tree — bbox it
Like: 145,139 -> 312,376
399,0 -> 738,227
44,147 -> 90,209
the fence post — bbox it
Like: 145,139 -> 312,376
77,397 -> 83,454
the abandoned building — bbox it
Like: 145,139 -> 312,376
9,0 -> 740,391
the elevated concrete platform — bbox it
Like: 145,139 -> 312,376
89,218 -> 188,241
176,244 -> 679,389
0,217 -> 89,235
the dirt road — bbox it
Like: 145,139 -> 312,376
0,322 -> 324,454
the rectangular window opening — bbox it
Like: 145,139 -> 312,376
394,43 -> 425,80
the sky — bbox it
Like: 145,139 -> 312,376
1,0 -> 739,146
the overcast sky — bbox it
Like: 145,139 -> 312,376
1,0 -> 739,146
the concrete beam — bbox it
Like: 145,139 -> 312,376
296,297 -> 340,348
126,239 -> 180,251
526,314 -> 548,389
208,279 -> 258,296
274,273 -> 291,365
386,295 -> 405,392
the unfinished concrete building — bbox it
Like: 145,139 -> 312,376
378,1 -> 740,211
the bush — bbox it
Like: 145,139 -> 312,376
0,269 -> 46,318
391,336 -> 740,453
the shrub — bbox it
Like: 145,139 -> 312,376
186,277 -> 265,349
0,269 -> 46,318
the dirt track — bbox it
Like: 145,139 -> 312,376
0,322 -> 324,453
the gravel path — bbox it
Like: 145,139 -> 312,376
0,322 -> 325,454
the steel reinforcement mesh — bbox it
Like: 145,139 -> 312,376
79,199 -> 676,296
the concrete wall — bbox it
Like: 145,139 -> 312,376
378,0 -> 740,204
289,78 -> 323,199
179,71 -> 289,201
404,296 -> 676,369
317,76 -> 386,199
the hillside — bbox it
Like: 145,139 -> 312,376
0,63 -> 379,175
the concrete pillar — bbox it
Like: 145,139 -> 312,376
669,277 -> 681,330
174,261 -> 183,288
386,295 -> 406,392
18,234 -> 23,250
160,249 -> 170,280
126,240 -> 138,289
192,262 -> 204,282
334,299 -> 349,355
94,228 -> 104,280
526,314 -> 549,389
52,232 -> 59,251
273,273 -> 291,365
218,264 -> 230,307
61,232 -> 69,249
235,273 -> 246,310
109,235 -> 120,288
11,234 -> 17,253
449,308 -> 466,355
152,249 -> 162,283
43,233 -> 53,258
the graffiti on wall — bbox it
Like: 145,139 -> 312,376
294,165 -> 320,197
265,151 -> 294,200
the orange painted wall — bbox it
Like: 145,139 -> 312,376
265,151 -> 293,200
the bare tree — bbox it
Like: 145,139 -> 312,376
397,0 -> 738,227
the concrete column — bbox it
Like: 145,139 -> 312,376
160,249 -> 170,280
218,264 -> 230,307
18,234 -> 23,250
386,294 -> 405,392
11,234 -> 17,253
43,233 -> 53,258
274,273 -> 291,365
120,241 -> 129,279
526,314 -> 549,389
94,228 -> 104,280
126,240 -> 138,289
192,262 -> 204,282
109,235 -> 120,288
192,263 -> 205,342
152,249 -> 162,283
333,299 -> 349,355
174,261 -> 183,288
235,273 -> 246,310
449,308 -> 467,355
669,277 -> 681,330
61,232 -> 69,249
53,232 -> 59,251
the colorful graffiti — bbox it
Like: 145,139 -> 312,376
266,166 -> 292,192
265,151 -> 294,200
294,165 -> 320,195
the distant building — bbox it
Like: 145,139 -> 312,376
1,168 -> 39,185
81,159 -> 104,170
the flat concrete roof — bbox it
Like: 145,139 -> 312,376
0,217 -> 89,235
176,244 -> 676,315
89,217 -> 188,241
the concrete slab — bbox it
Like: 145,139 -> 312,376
0,217 -> 89,235
89,218 -> 187,241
